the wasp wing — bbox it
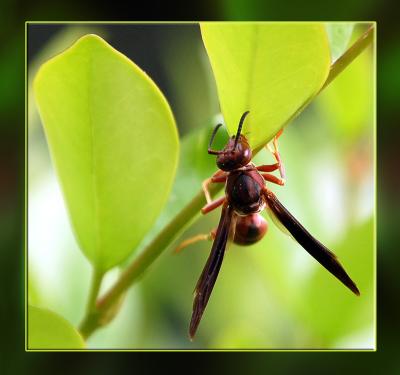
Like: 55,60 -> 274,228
189,203 -> 236,340
263,188 -> 360,296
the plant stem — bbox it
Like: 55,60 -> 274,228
79,268 -> 104,339
79,25 -> 374,340
97,186 -> 220,312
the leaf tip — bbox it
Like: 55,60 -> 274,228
73,33 -> 108,47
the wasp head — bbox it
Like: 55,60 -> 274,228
208,111 -> 252,171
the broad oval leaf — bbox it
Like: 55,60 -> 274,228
200,23 -> 331,149
28,305 -> 85,349
34,34 -> 179,271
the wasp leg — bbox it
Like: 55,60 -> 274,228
174,196 -> 224,254
261,173 -> 285,186
257,163 -> 280,172
266,128 -> 286,181
201,196 -> 225,214
174,229 -> 217,254
202,170 -> 227,204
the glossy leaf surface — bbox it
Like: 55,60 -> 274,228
34,35 -> 179,271
200,23 -> 331,149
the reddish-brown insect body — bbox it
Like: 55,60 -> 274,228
187,111 -> 360,340
234,214 -> 268,246
226,165 -> 266,216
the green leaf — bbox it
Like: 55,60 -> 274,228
200,23 -> 331,149
326,23 -> 354,62
34,34 -> 179,271
28,305 -> 85,349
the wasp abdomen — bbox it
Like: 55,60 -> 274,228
234,214 -> 268,245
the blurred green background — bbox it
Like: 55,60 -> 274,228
27,23 -> 374,350
0,0 -> 398,371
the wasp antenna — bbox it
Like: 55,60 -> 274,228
234,111 -> 250,149
208,123 -> 223,155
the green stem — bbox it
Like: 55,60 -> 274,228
80,25 -> 374,339
97,186 -> 220,313
79,268 -> 104,339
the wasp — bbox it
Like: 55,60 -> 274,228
178,111 -> 359,340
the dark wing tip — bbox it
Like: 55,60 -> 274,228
263,188 -> 361,297
326,253 -> 361,297
189,296 -> 204,340
350,282 -> 360,296
324,250 -> 361,296
189,308 -> 199,340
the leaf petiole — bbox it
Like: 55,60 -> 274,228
79,268 -> 104,339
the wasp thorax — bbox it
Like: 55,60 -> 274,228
216,135 -> 252,171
